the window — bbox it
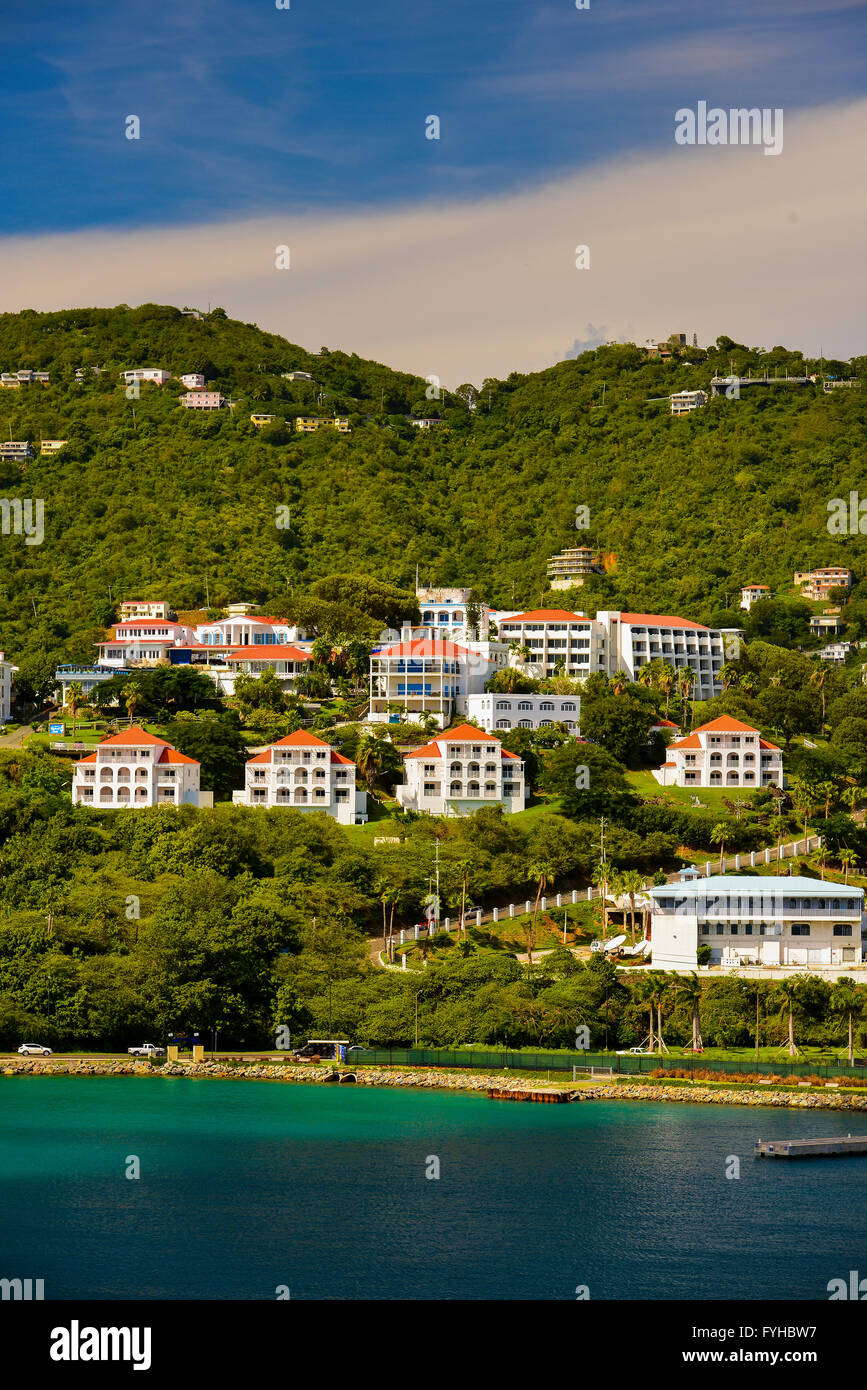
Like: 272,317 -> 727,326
791,924 -> 811,936
833,924 -> 853,937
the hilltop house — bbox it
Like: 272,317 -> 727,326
232,730 -> 366,823
179,389 -> 224,410
368,636 -> 505,728
653,716 -> 783,788
71,728 -> 202,808
795,567 -> 853,600
396,723 -> 525,816
740,583 -> 769,611
120,368 -> 172,386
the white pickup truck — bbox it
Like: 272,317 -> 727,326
127,1043 -> 165,1057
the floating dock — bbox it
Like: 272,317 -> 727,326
755,1135 -> 867,1159
487,1087 -> 570,1104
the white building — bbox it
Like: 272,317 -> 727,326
810,614 -> 845,637
0,441 -> 33,460
180,390 -> 224,410
214,644 -> 313,696
740,583 -> 769,611
232,729 -> 366,823
72,727 -> 201,808
368,637 -> 505,727
283,371 -> 313,381
120,369 -> 172,386
410,418 -> 443,429
97,618 -> 196,668
195,614 -> 304,647
545,546 -> 605,589
496,609 -> 602,680
817,642 -> 855,664
396,723 -> 525,816
653,716 -> 783,788
669,390 -> 706,415
118,600 -> 173,621
650,876 -> 864,971
180,373 -> 206,389
40,439 -> 67,455
466,693 -> 580,734
0,652 -> 16,721
416,587 -> 491,640
596,611 -> 737,700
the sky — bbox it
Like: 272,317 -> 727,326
2,0 -> 866,381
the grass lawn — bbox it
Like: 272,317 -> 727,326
388,902 -> 599,962
626,770 -> 747,812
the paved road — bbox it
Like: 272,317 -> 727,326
0,724 -> 33,748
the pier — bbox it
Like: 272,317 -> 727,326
754,1134 -> 867,1159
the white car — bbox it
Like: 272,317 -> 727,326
18,1043 -> 52,1056
127,1043 -> 165,1057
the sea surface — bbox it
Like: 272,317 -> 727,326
1,1076 -> 865,1300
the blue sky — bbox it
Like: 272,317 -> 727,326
4,0 -> 867,235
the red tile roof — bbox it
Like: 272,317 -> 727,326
96,727 -> 168,746
616,613 -> 708,630
668,733 -> 701,750
157,747 -> 199,766
438,723 -> 499,742
226,644 -> 311,660
498,609 -> 585,624
375,639 -> 469,657
694,716 -> 760,734
245,728 -> 356,767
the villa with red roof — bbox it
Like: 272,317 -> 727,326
71,727 -> 202,808
369,636 -> 506,728
396,723 -> 525,816
232,730 -> 366,823
652,716 -> 783,789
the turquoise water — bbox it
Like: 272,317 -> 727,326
2,1077 -> 865,1300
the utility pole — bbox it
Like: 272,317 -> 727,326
434,838 -> 441,930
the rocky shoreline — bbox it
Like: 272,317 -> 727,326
3,1057 -> 867,1109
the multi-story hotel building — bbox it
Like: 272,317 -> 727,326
232,729 -> 366,823
650,876 -> 864,971
72,728 -> 201,808
545,547 -> 605,589
396,723 -> 525,816
465,692 -> 580,734
369,637 -> 504,727
495,609 -> 603,679
596,611 -> 738,699
653,716 -> 783,788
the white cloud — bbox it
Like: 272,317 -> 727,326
1,97 -> 865,384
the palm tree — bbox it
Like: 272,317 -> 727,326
592,859 -> 610,939
789,775 -> 819,844
658,663 -> 677,719
677,667 -> 696,727
64,681 -> 85,737
842,783 -> 867,815
809,664 -> 831,729
830,979 -> 865,1067
646,970 -> 671,1053
815,780 -> 835,820
455,856 -> 474,940
774,978 -> 802,1057
526,859 -> 554,967
619,869 -> 644,945
611,669 -> 630,696
739,672 -> 759,697
839,848 -> 857,884
677,973 -> 704,1051
710,822 -> 729,872
719,663 -> 740,692
121,682 -> 141,725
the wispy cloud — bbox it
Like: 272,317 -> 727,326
0,98 -> 864,383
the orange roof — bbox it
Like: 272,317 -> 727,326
226,644 -> 311,660
498,609 -> 585,624
404,740 -> 443,760
617,613 -> 708,630
668,733 -> 701,750
96,727 -> 167,747
694,716 -> 760,734
438,723 -> 498,742
77,752 -> 98,764
743,583 -> 768,589
759,737 -> 782,752
156,747 -> 199,766
375,639 -> 469,657
654,718 -> 680,728
246,728 -> 355,766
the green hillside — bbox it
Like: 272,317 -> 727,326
0,303 -> 864,678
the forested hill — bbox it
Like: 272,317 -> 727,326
0,302 -> 864,684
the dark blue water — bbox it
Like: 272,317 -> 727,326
1,1077 -> 864,1299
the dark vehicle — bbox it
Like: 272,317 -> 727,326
292,1039 -> 350,1063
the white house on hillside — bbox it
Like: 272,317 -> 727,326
368,637 -> 504,728
232,729 -> 366,823
71,728 -> 201,808
396,723 -> 525,816
653,716 -> 783,788
0,652 -> 16,722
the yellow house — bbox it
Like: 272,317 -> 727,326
250,414 -> 276,427
295,416 -> 351,434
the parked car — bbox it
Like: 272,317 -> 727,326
127,1043 -> 165,1057
18,1043 -> 52,1056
